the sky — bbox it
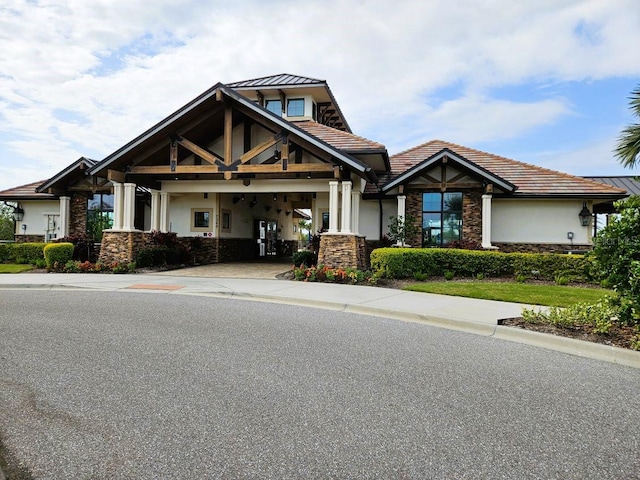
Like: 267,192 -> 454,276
0,0 -> 639,192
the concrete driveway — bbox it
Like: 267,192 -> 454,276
158,260 -> 294,279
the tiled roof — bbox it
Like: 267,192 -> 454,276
584,176 -> 640,196
227,74 -> 325,88
389,140 -> 627,197
0,180 -> 56,200
294,121 -> 385,152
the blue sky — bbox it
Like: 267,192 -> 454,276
0,0 -> 639,192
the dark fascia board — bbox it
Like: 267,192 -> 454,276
88,83 -> 225,176
220,85 -> 377,184
492,192 -> 629,200
36,157 -> 96,193
348,149 -> 391,171
382,148 -> 516,193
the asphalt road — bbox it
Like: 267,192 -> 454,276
0,290 -> 639,479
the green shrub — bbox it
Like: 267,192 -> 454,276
55,234 -> 96,262
413,271 -> 428,281
444,270 -> 454,281
11,242 -> 45,264
370,247 -> 590,282
522,297 -> 618,334
43,243 -> 74,270
0,243 -> 10,263
293,250 -> 317,267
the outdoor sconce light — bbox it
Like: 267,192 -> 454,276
273,193 -> 277,201
578,201 -> 592,227
21,224 -> 27,232
12,204 -> 24,222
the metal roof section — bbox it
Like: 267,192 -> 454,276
227,73 -> 352,133
220,85 -> 378,184
583,176 -> 640,196
226,73 -> 326,88
36,157 -> 98,193
382,148 -> 516,193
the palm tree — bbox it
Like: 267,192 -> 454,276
615,85 -> 640,169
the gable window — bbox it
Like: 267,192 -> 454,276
287,98 -> 305,117
422,192 -> 463,247
265,99 -> 282,116
191,208 -> 213,232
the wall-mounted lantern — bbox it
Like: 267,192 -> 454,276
578,201 -> 592,227
12,204 -> 24,222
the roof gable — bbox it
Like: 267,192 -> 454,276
226,73 -> 325,89
387,140 -> 628,198
383,147 -> 516,193
37,157 -> 98,193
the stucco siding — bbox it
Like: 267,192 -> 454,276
492,199 -> 592,245
17,200 -> 60,238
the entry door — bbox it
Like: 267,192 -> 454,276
265,221 -> 277,256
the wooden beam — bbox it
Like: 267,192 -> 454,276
334,165 -> 341,179
129,163 -> 335,176
107,169 -> 126,183
224,106 -> 232,165
238,137 -> 278,164
485,183 -> 493,194
281,134 -> 289,162
174,137 -> 218,165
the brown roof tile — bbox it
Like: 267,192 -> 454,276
294,121 -> 385,152
0,180 -> 55,200
389,140 -> 627,196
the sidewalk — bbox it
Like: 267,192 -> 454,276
0,272 -> 638,369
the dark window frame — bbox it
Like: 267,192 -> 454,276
422,192 -> 463,247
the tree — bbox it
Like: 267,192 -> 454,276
592,196 -> 640,325
615,84 -> 640,169
388,214 -> 420,247
0,204 -> 15,240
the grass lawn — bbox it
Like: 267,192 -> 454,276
0,264 -> 34,273
403,281 -> 613,307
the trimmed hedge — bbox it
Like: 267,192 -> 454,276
370,248 -> 591,282
43,242 -> 74,270
293,250 -> 317,267
0,242 -> 46,264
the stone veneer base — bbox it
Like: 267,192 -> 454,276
492,243 -> 592,254
317,233 -> 368,270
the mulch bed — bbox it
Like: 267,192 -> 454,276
498,317 -> 638,350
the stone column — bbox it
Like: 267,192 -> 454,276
150,189 -> 161,231
340,181 -> 352,233
59,196 -> 70,238
351,190 -> 361,235
481,194 -> 495,249
112,182 -> 123,230
328,181 -> 339,233
123,183 -> 137,231
160,192 -> 170,233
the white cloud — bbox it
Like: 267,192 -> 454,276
1,0 -> 640,191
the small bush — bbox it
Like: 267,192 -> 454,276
11,242 -> 45,264
444,270 -> 455,281
521,297 -> 618,335
413,271 -> 428,281
55,234 -> 96,262
44,243 -> 74,270
293,250 -> 317,267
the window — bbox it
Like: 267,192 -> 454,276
191,208 -> 213,232
322,212 -> 330,231
265,99 -> 282,116
221,209 -> 231,233
422,192 -> 463,247
87,193 -> 114,241
287,98 -> 305,117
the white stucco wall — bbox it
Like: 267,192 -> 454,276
492,199 -> 593,245
168,193 -> 218,236
18,200 -> 61,239
358,199 -> 396,241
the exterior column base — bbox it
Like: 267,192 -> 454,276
317,233 -> 368,270
99,230 -> 148,264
